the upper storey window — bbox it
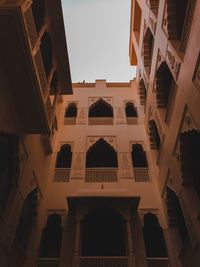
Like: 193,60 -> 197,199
164,0 -> 196,52
85,138 -> 118,182
142,28 -> 154,76
125,102 -> 138,124
64,103 -> 77,125
88,98 -> 113,125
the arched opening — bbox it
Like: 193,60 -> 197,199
166,0 -> 189,40
0,134 -> 15,212
89,99 -> 113,118
39,213 -> 63,258
143,28 -> 154,74
180,129 -> 200,200
149,0 -> 159,16
139,79 -> 147,106
155,62 -> 174,109
15,189 -> 37,250
40,32 -> 53,78
82,207 -> 126,256
166,186 -> 188,243
125,102 -> 138,117
143,213 -> 167,258
55,144 -> 72,168
148,120 -> 161,150
65,103 -> 77,118
131,144 -> 148,168
32,0 -> 45,33
86,138 -> 117,168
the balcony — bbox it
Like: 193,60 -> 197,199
85,168 -> 118,182
147,257 -> 168,267
37,258 -> 59,267
88,117 -> 113,125
134,168 -> 149,182
54,168 -> 70,182
64,117 -> 76,125
79,256 -> 128,267
0,0 -> 72,134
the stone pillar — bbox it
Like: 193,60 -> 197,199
126,218 -> 136,267
72,219 -> 80,267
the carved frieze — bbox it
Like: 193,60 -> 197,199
70,153 -> 85,179
166,45 -> 181,80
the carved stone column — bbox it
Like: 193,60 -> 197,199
126,218 -> 136,267
73,219 -> 81,267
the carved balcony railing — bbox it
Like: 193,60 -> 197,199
37,258 -> 59,267
134,168 -> 149,182
147,257 -> 169,267
85,168 -> 118,182
126,117 -> 138,125
88,117 -> 113,125
79,256 -> 128,267
64,117 -> 76,125
54,168 -> 71,182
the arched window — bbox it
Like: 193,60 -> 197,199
143,213 -> 167,258
0,133 -> 18,212
86,138 -> 117,168
180,129 -> 200,200
165,0 -> 189,41
88,99 -> 114,125
143,28 -> 154,74
55,144 -> 72,168
65,103 -> 77,118
139,79 -> 147,107
40,32 -> 53,78
82,207 -> 125,256
166,186 -> 188,243
39,213 -> 63,258
15,189 -> 37,250
155,62 -> 175,113
85,138 -> 118,182
125,102 -> 138,117
32,0 -> 45,33
148,120 -> 161,150
131,144 -> 148,168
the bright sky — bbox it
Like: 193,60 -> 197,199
62,0 -> 136,83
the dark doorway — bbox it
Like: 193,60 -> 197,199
86,138 -> 118,168
39,213 -> 63,258
143,213 -> 167,258
82,207 -> 126,256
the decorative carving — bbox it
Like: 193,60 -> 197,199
76,108 -> 87,124
115,108 -> 125,124
70,153 -> 84,179
119,153 -> 133,179
166,46 -> 181,80
87,136 -> 117,151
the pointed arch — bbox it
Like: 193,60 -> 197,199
148,120 -> 161,150
65,103 -> 77,118
131,144 -> 148,168
125,102 -> 138,117
180,129 -> 200,200
89,98 -> 113,118
143,213 -> 167,257
39,213 -> 63,258
55,144 -> 72,168
142,28 -> 154,73
86,138 -> 118,168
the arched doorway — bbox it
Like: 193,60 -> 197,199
88,99 -> 113,125
85,138 -> 118,182
143,213 -> 167,258
180,129 -> 200,200
82,207 -> 126,256
39,213 -> 63,258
